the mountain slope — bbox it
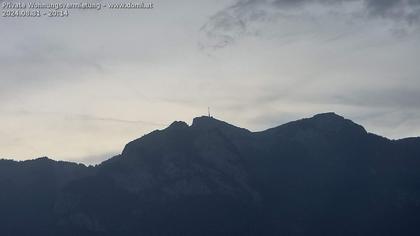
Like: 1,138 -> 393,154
0,158 -> 92,235
1,113 -> 420,235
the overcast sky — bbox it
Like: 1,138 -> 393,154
1,0 -> 420,164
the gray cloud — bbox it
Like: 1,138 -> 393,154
243,0 -> 420,20
1,0 -> 419,162
365,0 -> 420,21
0,37 -> 105,100
331,88 -> 420,110
11,110 -> 166,127
200,0 -> 420,48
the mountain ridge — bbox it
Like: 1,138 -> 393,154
1,112 -> 420,235
2,112 -> 417,164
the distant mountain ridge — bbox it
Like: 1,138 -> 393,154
1,113 -> 420,236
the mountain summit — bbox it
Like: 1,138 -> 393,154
1,113 -> 420,236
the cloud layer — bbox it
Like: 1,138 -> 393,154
1,0 -> 419,163
200,0 -> 420,48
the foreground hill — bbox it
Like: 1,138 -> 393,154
1,113 -> 420,235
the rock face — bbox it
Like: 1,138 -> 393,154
1,113 -> 420,236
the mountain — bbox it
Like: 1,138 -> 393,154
1,113 -> 420,236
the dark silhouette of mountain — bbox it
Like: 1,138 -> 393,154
1,112 -> 420,235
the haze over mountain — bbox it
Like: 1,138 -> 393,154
1,113 -> 420,235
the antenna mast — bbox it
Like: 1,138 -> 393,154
208,107 -> 211,117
